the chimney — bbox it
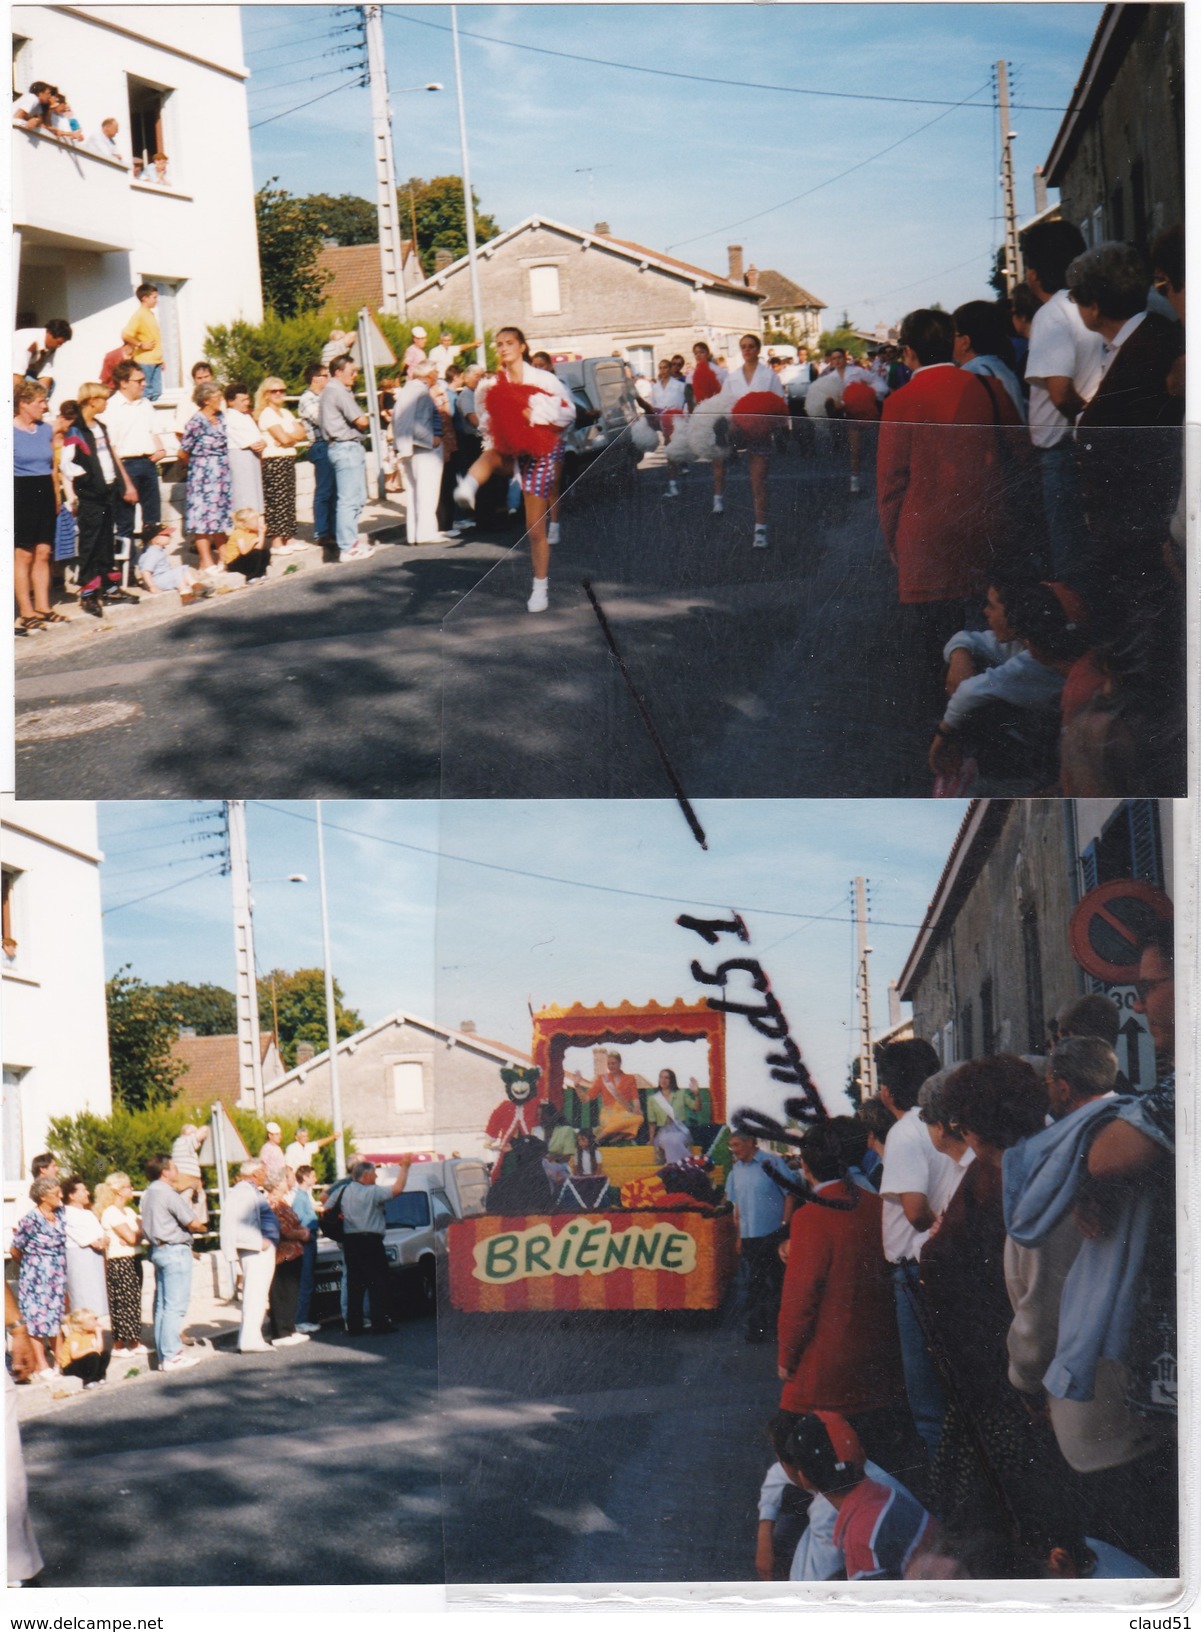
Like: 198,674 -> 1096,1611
728,244 -> 744,283
888,981 -> 901,1029
296,1041 -> 315,1065
434,248 -> 454,273
458,1020 -> 477,1034
746,263 -> 760,291
593,221 -> 611,237
1033,165 -> 1048,214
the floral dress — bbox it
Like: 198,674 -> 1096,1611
11,1206 -> 68,1338
181,411 -> 233,536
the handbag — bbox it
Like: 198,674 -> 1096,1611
54,506 -> 78,561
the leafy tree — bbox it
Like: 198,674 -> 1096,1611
150,981 -> 237,1037
258,967 -> 363,1070
401,175 -> 500,268
106,966 -> 185,1111
296,192 -> 378,247
816,323 -> 866,360
255,179 -> 331,318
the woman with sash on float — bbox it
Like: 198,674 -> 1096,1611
452,326 -> 576,613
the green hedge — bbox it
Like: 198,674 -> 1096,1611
46,1104 -> 351,1194
204,311 -> 488,397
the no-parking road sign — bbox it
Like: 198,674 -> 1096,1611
1068,879 -> 1174,986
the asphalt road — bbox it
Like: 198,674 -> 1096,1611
17,1270 -> 778,1589
19,1316 -> 442,1588
14,437 -> 932,799
437,1271 -> 780,1585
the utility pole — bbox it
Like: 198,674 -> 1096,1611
996,60 -> 1024,294
362,4 -> 407,318
451,6 -> 485,366
316,802 -> 347,1179
226,801 -> 265,1119
854,877 -> 877,1100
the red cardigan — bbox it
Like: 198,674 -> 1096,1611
876,364 -> 1006,604
777,1181 -> 906,1416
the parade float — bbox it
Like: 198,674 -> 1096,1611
447,999 -> 740,1314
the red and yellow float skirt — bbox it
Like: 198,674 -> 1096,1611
448,1210 -> 738,1313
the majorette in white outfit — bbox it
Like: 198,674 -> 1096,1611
453,328 -> 576,612
702,335 -> 786,544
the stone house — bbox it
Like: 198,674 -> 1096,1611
895,798 -> 1172,1075
1042,4 -> 1184,253
262,1012 -> 531,1161
403,216 -> 766,374
753,265 -> 826,347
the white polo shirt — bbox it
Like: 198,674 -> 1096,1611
879,1106 -> 972,1263
1025,288 -> 1105,449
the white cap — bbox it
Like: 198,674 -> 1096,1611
411,326 -> 427,339
265,1121 -> 281,1134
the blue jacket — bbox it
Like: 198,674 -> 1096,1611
1002,1096 -> 1151,1403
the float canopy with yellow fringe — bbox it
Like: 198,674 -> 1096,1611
448,999 -> 739,1314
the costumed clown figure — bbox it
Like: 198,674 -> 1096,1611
568,1051 -> 645,1145
485,1064 -> 544,1153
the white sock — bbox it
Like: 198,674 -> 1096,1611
712,495 -> 724,513
547,522 -> 560,545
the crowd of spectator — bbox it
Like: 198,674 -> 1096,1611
4,1121 -> 415,1389
747,920 -> 1177,1582
12,81 -> 171,179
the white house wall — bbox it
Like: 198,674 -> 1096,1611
12,5 -> 262,407
2,799 -> 112,1218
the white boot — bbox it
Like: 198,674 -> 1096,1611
453,473 -> 479,511
752,524 -> 769,549
712,494 -> 724,514
527,577 -> 549,613
547,522 -> 560,545
665,480 -> 679,499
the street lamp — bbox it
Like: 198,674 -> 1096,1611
392,84 -> 444,257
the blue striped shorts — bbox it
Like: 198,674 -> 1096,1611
517,439 -> 565,498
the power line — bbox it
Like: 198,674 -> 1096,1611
383,8 -> 1078,113
248,802 -> 922,929
248,64 -> 364,100
852,249 -> 994,309
103,865 -> 227,918
667,79 -> 990,251
248,46 -> 359,80
248,74 -> 364,130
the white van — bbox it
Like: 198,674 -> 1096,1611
313,1157 -> 489,1317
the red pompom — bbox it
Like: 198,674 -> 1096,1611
731,390 -> 788,447
692,358 -> 722,403
842,382 -> 881,421
484,372 -> 561,457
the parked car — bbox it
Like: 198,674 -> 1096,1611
553,357 -> 645,483
312,1157 -> 489,1320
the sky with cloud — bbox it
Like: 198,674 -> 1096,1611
243,2 -> 1102,330
98,798 -> 969,1121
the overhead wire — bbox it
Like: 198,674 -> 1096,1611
248,64 -> 365,101
103,865 -> 228,918
667,79 -> 991,251
249,75 -> 364,130
381,9 -> 1078,112
248,802 -> 922,929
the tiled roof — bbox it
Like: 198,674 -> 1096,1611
601,235 -> 754,296
169,1032 -> 277,1115
316,242 -> 421,314
755,268 -> 826,311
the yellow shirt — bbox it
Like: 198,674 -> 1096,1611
121,304 -> 162,365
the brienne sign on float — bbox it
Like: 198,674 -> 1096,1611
446,904 -> 827,1313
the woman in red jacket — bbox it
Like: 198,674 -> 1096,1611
777,1121 -> 922,1486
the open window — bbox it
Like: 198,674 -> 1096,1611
12,34 -> 32,98
127,73 -> 172,173
2,865 -> 20,967
3,1067 -> 26,1185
